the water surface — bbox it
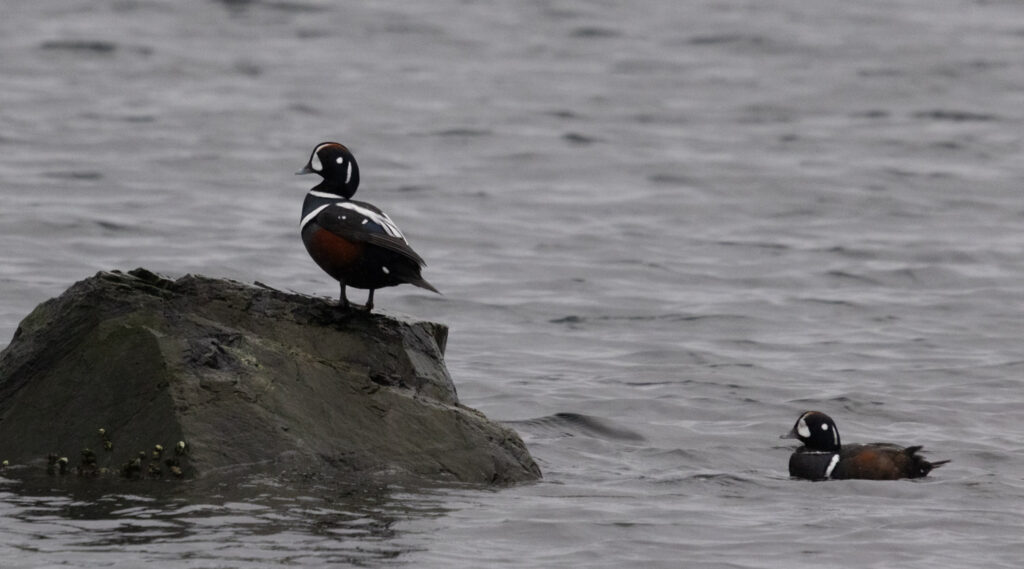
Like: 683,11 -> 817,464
2,1 -> 1024,567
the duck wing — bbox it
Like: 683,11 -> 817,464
315,200 -> 427,267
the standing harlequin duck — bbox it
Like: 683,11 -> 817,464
782,411 -> 948,481
297,142 -> 439,310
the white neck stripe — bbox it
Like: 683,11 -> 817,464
308,190 -> 344,199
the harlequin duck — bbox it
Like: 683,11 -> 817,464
297,142 -> 439,310
782,411 -> 948,481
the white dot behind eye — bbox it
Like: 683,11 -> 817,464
336,157 -> 344,164
821,424 -> 829,431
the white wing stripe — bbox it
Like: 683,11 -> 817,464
336,202 -> 406,240
301,201 -> 408,241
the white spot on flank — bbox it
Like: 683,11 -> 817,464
796,418 -> 810,439
382,266 -> 390,274
824,454 -> 840,478
361,219 -> 368,224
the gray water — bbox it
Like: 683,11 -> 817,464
3,0 -> 1024,567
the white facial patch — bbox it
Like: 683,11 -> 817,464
337,202 -> 406,239
796,417 -> 811,439
824,453 -> 840,478
310,150 -> 323,172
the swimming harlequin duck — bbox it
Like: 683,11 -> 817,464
782,411 -> 948,481
296,142 -> 438,310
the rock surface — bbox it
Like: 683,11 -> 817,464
0,269 -> 541,484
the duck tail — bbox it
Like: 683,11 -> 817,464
409,275 -> 441,295
907,446 -> 949,477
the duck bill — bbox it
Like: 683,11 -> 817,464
295,165 -> 315,175
780,427 -> 798,440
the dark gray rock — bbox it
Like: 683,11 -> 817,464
0,269 -> 541,484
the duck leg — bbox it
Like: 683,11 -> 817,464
338,281 -> 350,310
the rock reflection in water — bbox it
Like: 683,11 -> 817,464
0,471 -> 447,566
